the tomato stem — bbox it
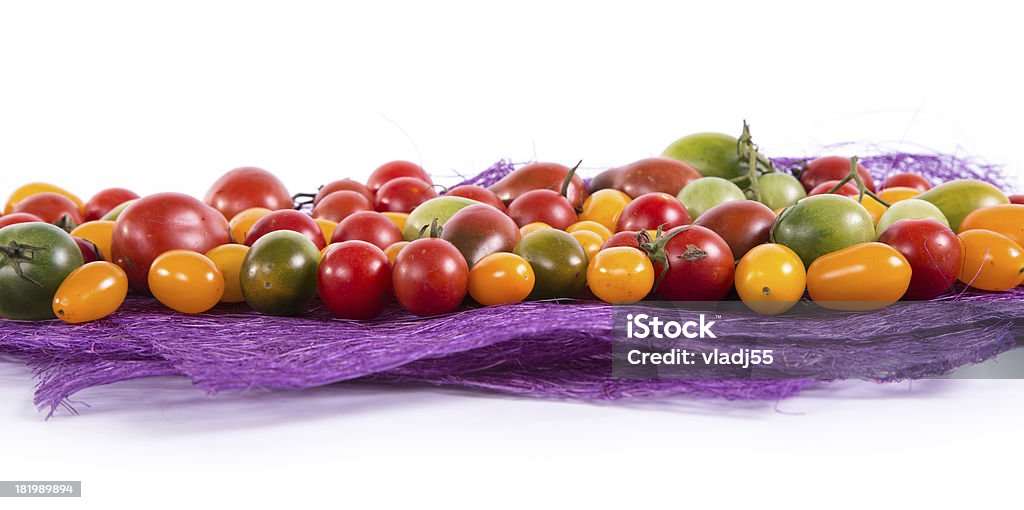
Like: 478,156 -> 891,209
825,156 -> 891,207
559,160 -> 582,199
736,120 -> 774,202
638,225 -> 691,294
0,240 -> 47,287
418,217 -> 444,239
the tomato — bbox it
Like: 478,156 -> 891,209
245,209 -> 326,251
382,212 -> 409,232
488,162 -> 589,208
52,261 -> 128,323
100,199 -> 136,221
241,230 -> 321,316
957,230 -> 1024,291
83,188 -> 140,222
569,230 -> 604,261
808,180 -> 859,197
513,229 -> 588,300
662,132 -> 765,180
315,218 -> 337,245
642,225 -> 734,301
882,173 -> 932,192
383,241 -> 409,265
917,179 -> 1008,232
771,194 -> 875,267
959,204 -> 1024,248
366,161 -> 432,194
228,207 -> 273,243
439,204 -> 520,266
799,156 -> 876,193
13,192 -> 84,227
0,212 -> 44,229
4,182 -> 84,215
204,167 -> 292,220
520,222 -> 552,237
69,221 -> 115,261
507,189 -> 578,230
615,193 -> 690,232
205,244 -> 249,303
332,211 -> 403,251
592,157 -> 702,197
580,189 -> 631,232
445,185 -> 506,212
1010,195 -> 1024,205
587,247 -> 655,304
807,242 -> 911,311
566,220 -> 612,242
393,235 -> 468,316
602,231 -> 641,250
694,200 -> 775,260
318,240 -> 393,319
148,250 -> 224,314
468,252 -> 535,306
314,179 -> 374,206
877,219 -> 961,300
0,223 -> 84,320
73,237 -> 101,264
877,186 -> 921,204
311,190 -> 374,222
111,192 -> 231,294
875,199 -> 948,237
402,196 -> 478,241
676,177 -> 746,219
855,194 -> 888,226
754,173 -> 805,211
735,244 -> 806,315
375,177 -> 439,213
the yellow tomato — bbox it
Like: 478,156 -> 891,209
148,250 -> 225,314
586,247 -> 655,303
70,220 -> 115,260
52,262 -> 128,323
4,182 -> 84,215
468,252 -> 536,305
315,218 -> 338,245
807,242 -> 911,311
569,230 -> 604,261
520,222 -> 553,237
877,186 -> 921,204
567,220 -> 613,242
958,229 -> 1024,291
205,244 -> 249,303
735,244 -> 806,315
382,212 -> 409,232
384,241 -> 409,265
580,189 -> 631,232
228,207 -> 272,244
854,195 -> 887,225
959,204 -> 1024,249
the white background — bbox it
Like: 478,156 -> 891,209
1,1 -> 1023,508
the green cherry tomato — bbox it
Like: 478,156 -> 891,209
241,230 -> 321,316
916,179 -> 1009,232
676,177 -> 746,219
757,172 -> 807,210
771,194 -> 875,267
661,132 -> 767,180
402,196 -> 479,241
874,198 -> 949,238
513,229 -> 588,300
0,222 -> 85,320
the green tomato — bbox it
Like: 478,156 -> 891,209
241,230 -> 320,316
403,196 -> 479,241
0,222 -> 84,320
916,179 -> 1008,232
875,199 -> 949,238
771,195 -> 875,267
757,173 -> 806,210
100,199 -> 137,221
513,229 -> 588,300
661,132 -> 766,180
676,177 -> 746,219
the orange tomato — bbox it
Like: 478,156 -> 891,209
468,252 -> 535,305
807,242 -> 911,311
854,195 -> 887,225
957,229 -> 1024,291
315,218 -> 338,245
384,241 -> 410,265
205,244 -> 249,303
520,222 -> 552,237
566,220 -> 613,242
569,230 -> 604,261
735,244 -> 806,315
4,182 -> 84,215
580,189 -> 631,232
586,247 -> 654,303
959,204 -> 1024,249
70,220 -> 115,260
382,212 -> 409,232
52,262 -> 128,323
228,207 -> 272,243
877,186 -> 921,204
148,250 -> 225,313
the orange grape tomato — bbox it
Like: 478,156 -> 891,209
735,243 -> 806,315
148,250 -> 225,314
519,222 -> 552,237
807,242 -> 911,311
855,195 -> 887,226
877,186 -> 921,204
586,246 -> 654,304
959,204 -> 1024,249
384,241 -> 410,265
468,252 -> 535,306
70,220 -> 115,260
52,261 -> 129,323
579,189 -> 631,232
5,182 -> 84,215
569,230 -> 604,261
228,207 -> 273,244
315,218 -> 338,245
205,244 -> 250,303
958,229 -> 1024,291
566,220 -> 613,242
382,212 -> 409,232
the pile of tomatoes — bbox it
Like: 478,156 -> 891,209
2,127 -> 1024,324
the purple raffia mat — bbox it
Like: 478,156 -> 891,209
0,152 -> 1021,417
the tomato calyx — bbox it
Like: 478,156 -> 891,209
559,160 -> 584,212
638,225 -> 692,293
732,120 -> 776,202
824,156 -> 891,207
0,240 -> 47,287
681,244 -> 707,262
417,217 -> 444,239
52,214 -> 78,233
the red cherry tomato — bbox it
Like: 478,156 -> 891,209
318,240 -> 393,320
801,156 -> 876,193
111,192 -> 231,293
0,212 -> 44,229
314,178 -> 374,205
1009,195 -> 1024,205
375,177 -> 439,213
647,225 -> 735,301
610,157 -> 702,198
615,192 -> 691,232
392,237 -> 468,316
331,211 -> 403,251
245,209 -> 326,250
13,192 -> 83,225
507,189 -> 578,230
881,173 -> 932,192
440,204 -> 521,266
73,237 -> 101,264
602,230 -> 641,250
83,188 -> 140,222
312,190 -> 373,222
445,185 -> 507,212
693,200 -> 775,260
808,180 -> 860,197
366,161 -> 432,194
877,218 -> 962,300
488,162 -> 589,209
204,167 -> 293,220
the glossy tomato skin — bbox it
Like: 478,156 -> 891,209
13,192 -> 84,226
241,230 -> 321,316
808,180 -> 860,197
0,212 -> 44,229
70,221 -> 115,260
318,240 -> 392,320
651,226 -> 735,301
0,222 -> 85,320
314,179 -> 374,205
507,190 -> 578,230
84,188 -> 140,222
513,229 -> 588,300
245,209 -> 326,251
440,204 -> 521,266
375,177 -> 439,213
615,193 -> 690,232
204,167 -> 293,220
52,261 -> 128,323
111,192 -> 230,294
800,156 -> 876,193
205,244 -> 249,303
4,182 -> 84,215
392,238 -> 468,316
149,250 -> 225,314
488,162 -> 589,208
445,185 -> 507,212
580,189 -> 631,232
957,230 -> 1024,291
882,173 -> 932,192
807,242 -> 911,310
468,252 -> 535,305
959,204 -> 1024,248
311,190 -> 374,223
694,200 -> 776,260
587,247 -> 655,304
366,161 -> 432,194
602,231 -> 642,250
735,244 -> 806,315
1010,195 -> 1024,205
73,237 -> 101,264
877,219 -> 961,300
612,157 -> 702,198
332,211 -> 403,251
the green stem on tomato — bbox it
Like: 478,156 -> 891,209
825,156 -> 891,207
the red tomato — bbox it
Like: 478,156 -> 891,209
111,192 -> 231,293
0,212 -> 44,229
613,157 -> 702,198
392,237 -> 468,316
375,177 -> 439,213
602,231 -> 642,250
877,219 -> 962,300
83,188 -> 140,222
615,193 -> 691,232
314,179 -> 374,205
440,204 -> 521,266
693,200 -> 775,260
318,240 -> 393,320
646,225 -> 735,301
245,209 -> 326,250
204,167 -> 293,220
801,156 -> 876,193
445,185 -> 507,212
331,211 -> 403,251
882,173 -> 932,192
366,161 -> 432,194
312,190 -> 373,222
13,192 -> 83,225
73,237 -> 101,264
507,189 -> 578,230
808,179 -> 860,197
487,162 -> 589,208
1009,195 -> 1024,205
